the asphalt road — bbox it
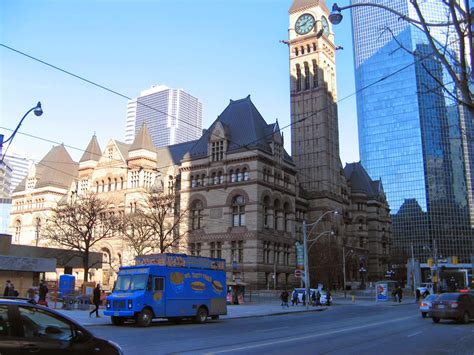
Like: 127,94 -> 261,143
89,304 -> 474,355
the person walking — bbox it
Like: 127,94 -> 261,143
38,281 -> 49,306
316,290 -> 321,306
326,290 -> 332,306
8,283 -> 18,297
302,292 -> 306,306
311,290 -> 316,306
397,286 -> 403,303
89,284 -> 101,318
3,280 -> 12,297
415,289 -> 421,303
280,290 -> 289,308
291,290 -> 298,306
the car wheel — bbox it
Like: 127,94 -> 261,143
421,312 -> 427,318
111,316 -> 125,326
137,308 -> 153,327
432,317 -> 440,323
194,307 -> 208,324
461,312 -> 470,324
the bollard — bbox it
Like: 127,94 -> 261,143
352,295 -> 355,303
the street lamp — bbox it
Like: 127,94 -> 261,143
328,3 -> 462,26
359,265 -> 367,289
0,102 -> 43,163
303,209 -> 339,309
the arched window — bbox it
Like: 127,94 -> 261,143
296,64 -> 301,92
201,174 -> 206,187
312,60 -> 319,88
300,46 -> 304,54
114,178 -> 118,190
263,196 -> 271,228
304,62 -> 310,90
230,170 -> 236,183
101,180 -> 105,192
96,181 -> 99,193
212,172 -> 217,185
191,200 -> 204,230
306,44 -> 310,53
218,171 -> 224,184
120,177 -> 124,190
284,203 -> 291,232
232,195 -> 246,227
191,175 -> 196,188
274,199 -> 281,230
236,169 -> 242,182
108,177 -> 112,191
14,220 -> 21,243
243,168 -> 249,181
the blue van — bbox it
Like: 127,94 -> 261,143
104,253 -> 227,327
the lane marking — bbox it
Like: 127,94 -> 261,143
254,326 -> 289,333
407,331 -> 422,338
204,315 -> 417,354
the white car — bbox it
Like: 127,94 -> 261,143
419,294 -> 438,318
417,283 -> 434,297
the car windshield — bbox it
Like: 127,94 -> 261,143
424,295 -> 437,301
438,293 -> 459,301
114,274 -> 148,292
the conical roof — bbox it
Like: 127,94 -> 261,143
130,123 -> 155,152
80,134 -> 101,162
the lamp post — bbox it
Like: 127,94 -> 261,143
359,265 -> 367,289
0,102 -> 43,163
303,209 -> 339,309
342,246 -> 353,298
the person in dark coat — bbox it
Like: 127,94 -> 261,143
3,280 -> 12,297
89,284 -> 101,318
291,290 -> 299,306
316,290 -> 321,306
397,286 -> 403,303
280,290 -> 289,308
326,290 -> 332,306
39,281 -> 48,304
302,292 -> 306,306
415,289 -> 421,303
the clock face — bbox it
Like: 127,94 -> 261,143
295,13 -> 315,35
321,16 -> 329,37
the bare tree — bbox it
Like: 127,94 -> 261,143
384,0 -> 472,115
118,211 -> 155,257
42,193 -> 118,282
140,187 -> 190,253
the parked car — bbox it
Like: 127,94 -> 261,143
419,294 -> 438,318
429,292 -> 474,324
0,297 -> 123,354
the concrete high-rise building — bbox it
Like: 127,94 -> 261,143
124,85 -> 203,147
351,0 -> 473,262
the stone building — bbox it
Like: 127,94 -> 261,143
9,0 -> 392,290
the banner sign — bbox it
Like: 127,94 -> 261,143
296,244 -> 304,270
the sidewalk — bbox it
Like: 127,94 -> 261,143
52,296 -> 418,327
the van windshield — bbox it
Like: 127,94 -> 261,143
114,274 -> 149,292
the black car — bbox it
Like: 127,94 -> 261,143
0,297 -> 122,354
429,292 -> 474,324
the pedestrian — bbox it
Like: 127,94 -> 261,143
326,290 -> 331,306
397,286 -> 403,303
89,284 -> 101,318
38,280 -> 49,306
27,287 -> 36,303
9,283 -> 18,297
3,280 -> 12,297
280,290 -> 289,308
392,288 -> 398,302
415,289 -> 421,303
311,290 -> 316,306
302,292 -> 306,306
423,289 -> 430,298
291,290 -> 298,306
316,290 -> 321,306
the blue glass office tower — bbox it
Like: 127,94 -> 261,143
351,0 -> 473,263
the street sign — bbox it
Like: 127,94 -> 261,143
295,270 -> 304,278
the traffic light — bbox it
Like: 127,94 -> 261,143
451,256 -> 458,265
427,258 -> 433,267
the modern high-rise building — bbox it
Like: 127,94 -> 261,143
3,153 -> 33,192
351,0 -> 473,262
124,85 -> 203,147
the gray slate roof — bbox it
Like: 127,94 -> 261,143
130,123 -> 155,152
289,0 -> 323,13
156,140 -> 197,166
343,162 -> 384,198
187,96 -> 293,163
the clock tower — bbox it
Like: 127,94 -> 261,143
288,0 -> 345,220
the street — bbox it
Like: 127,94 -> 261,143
89,303 -> 474,354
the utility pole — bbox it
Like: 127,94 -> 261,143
343,246 -> 347,298
411,243 -> 416,293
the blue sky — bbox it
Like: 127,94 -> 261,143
0,0 -> 358,165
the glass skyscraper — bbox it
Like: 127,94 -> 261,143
351,0 -> 473,263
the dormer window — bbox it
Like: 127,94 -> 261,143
211,140 -> 225,161
108,147 -> 113,162
274,144 -> 282,163
27,178 -> 35,189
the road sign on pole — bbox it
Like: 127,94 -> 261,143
295,270 -> 304,278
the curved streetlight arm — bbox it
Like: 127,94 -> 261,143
306,209 -> 338,236
308,230 -> 334,253
330,3 -> 462,27
1,102 -> 42,145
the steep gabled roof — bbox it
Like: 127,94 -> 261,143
156,140 -> 197,166
129,123 -> 155,152
344,162 -> 384,198
187,95 -> 293,163
114,141 -> 130,161
80,135 -> 101,162
35,145 -> 78,189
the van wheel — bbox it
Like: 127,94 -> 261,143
421,312 -> 427,318
111,316 -> 125,326
461,312 -> 470,324
137,308 -> 153,327
432,317 -> 440,323
195,307 -> 208,324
